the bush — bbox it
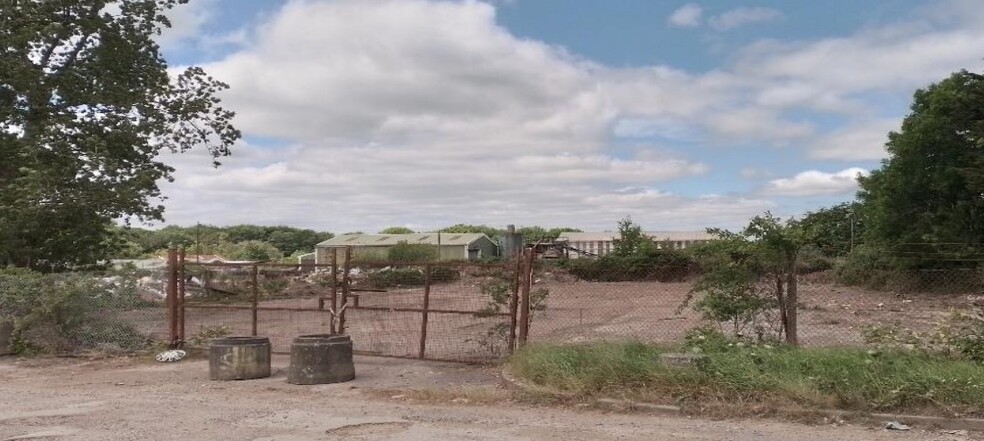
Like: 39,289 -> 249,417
863,307 -> 984,362
387,241 -> 437,262
365,266 -> 460,288
0,268 -> 153,354
565,251 -> 695,282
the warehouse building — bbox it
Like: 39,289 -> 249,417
314,233 -> 498,263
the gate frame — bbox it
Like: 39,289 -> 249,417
168,246 -> 534,362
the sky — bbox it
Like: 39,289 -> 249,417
151,0 -> 984,233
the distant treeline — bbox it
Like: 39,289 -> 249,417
113,224 -> 582,260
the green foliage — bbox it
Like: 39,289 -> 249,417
565,217 -> 695,282
798,203 -> 863,258
688,213 -> 802,343
387,241 -> 437,262
379,226 -> 415,234
0,268 -> 152,354
517,226 -> 582,242
510,342 -> 984,414
509,342 -> 663,394
0,1 -> 240,270
858,70 -> 984,265
611,216 -> 654,257
565,252 -> 694,282
188,325 -> 232,347
439,224 -> 502,240
109,224 -> 332,259
224,240 -> 283,262
862,307 -> 984,362
365,266 -> 459,289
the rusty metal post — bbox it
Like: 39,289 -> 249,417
177,249 -> 186,343
338,247 -> 352,334
507,258 -> 520,353
167,248 -> 179,346
518,248 -> 533,346
251,264 -> 259,337
419,264 -> 432,359
329,247 -> 338,334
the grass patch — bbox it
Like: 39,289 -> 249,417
508,342 -> 984,417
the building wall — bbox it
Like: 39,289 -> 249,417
316,244 -> 472,263
566,238 -> 711,259
469,236 -> 499,259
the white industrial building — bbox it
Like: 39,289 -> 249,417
557,231 -> 716,258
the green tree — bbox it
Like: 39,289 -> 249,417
439,224 -> 501,239
0,0 -> 240,270
611,216 -> 654,257
379,226 -> 415,234
798,202 -> 863,257
689,213 -> 803,344
222,240 -> 282,262
858,70 -> 984,265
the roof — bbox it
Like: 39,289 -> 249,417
317,233 -> 492,247
111,258 -> 167,270
558,231 -> 716,242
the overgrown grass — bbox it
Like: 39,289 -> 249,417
509,342 -> 984,416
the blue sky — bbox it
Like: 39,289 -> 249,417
153,0 -> 984,233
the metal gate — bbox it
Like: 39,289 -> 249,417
166,247 -> 535,363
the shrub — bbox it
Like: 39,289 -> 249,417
0,268 -> 152,354
566,252 -> 695,282
862,307 -> 984,362
387,241 -> 437,262
364,266 -> 461,288
366,268 -> 425,288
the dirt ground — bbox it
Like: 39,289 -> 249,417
1,354 -> 980,441
156,270 -> 978,362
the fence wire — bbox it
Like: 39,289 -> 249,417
0,269 -> 169,355
180,260 -> 514,362
528,261 -> 984,348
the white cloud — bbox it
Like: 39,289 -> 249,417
156,0 -> 216,50
150,0 -> 984,232
810,119 -> 901,161
668,4 -> 703,28
764,168 -> 868,197
740,167 -> 770,179
709,7 -> 783,31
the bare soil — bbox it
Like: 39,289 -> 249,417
1,355 -> 980,441
140,272 -> 977,362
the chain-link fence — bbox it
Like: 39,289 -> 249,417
0,268 -> 169,355
181,258 -> 516,363
527,261 -> 984,348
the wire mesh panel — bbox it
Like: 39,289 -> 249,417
178,258 -> 517,362
0,269 -> 169,355
526,261 -> 984,349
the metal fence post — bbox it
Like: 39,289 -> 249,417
177,249 -> 186,343
507,258 -> 520,353
251,264 -> 259,337
167,247 -> 179,346
518,248 -> 532,346
329,247 -> 338,334
339,247 -> 352,334
419,264 -> 432,359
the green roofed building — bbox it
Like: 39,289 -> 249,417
314,233 -> 498,263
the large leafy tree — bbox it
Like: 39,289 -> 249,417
858,70 -> 984,264
797,202 -> 863,257
0,0 -> 240,269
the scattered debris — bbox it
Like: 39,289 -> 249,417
885,421 -> 911,431
155,349 -> 187,363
